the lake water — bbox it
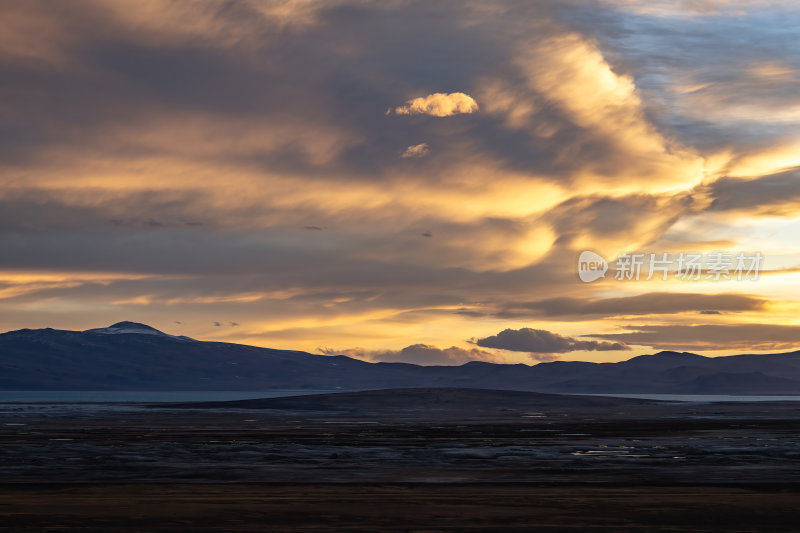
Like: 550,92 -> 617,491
3,390 -> 800,403
588,393 -> 800,403
0,390 -> 342,403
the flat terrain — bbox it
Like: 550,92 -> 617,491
4,484 -> 800,532
3,388 -> 800,530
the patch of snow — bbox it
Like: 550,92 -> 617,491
84,321 -> 193,341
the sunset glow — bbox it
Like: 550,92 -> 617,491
2,0 -> 800,364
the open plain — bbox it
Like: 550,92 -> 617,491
2,389 -> 800,530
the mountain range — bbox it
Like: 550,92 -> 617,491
2,321 -> 800,394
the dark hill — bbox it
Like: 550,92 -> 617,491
157,387 -> 659,412
3,323 -> 800,394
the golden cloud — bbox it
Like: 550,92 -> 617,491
514,33 -> 704,193
390,92 -> 479,117
401,143 -> 429,158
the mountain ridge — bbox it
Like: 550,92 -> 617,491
3,322 -> 800,394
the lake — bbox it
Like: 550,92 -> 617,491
0,390 -> 343,403
3,390 -> 800,403
590,393 -> 800,403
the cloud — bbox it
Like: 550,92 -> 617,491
505,30 -> 705,193
589,324 -> 800,351
401,143 -> 429,158
494,292 -> 767,319
320,344 -> 499,366
390,92 -> 478,117
707,168 -> 800,216
583,1 -> 800,160
603,0 -> 796,17
546,193 -> 703,258
530,353 -> 561,362
475,328 -> 630,354
0,0 -> 797,357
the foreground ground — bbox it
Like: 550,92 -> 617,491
3,484 -> 800,532
2,388 -> 800,530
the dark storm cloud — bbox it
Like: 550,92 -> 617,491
475,328 -> 629,354
494,292 -> 767,319
589,324 -> 800,351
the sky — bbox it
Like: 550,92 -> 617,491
2,0 -> 800,365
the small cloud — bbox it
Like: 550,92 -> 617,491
401,143 -> 430,158
109,218 -> 197,229
175,321 -> 182,324
304,225 -> 324,230
699,310 -> 722,315
213,321 -> 221,327
389,92 -> 478,117
456,308 -> 487,318
229,321 -> 239,326
420,231 -> 433,237
530,353 -> 560,363
475,327 -> 630,353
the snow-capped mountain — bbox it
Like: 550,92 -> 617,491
84,321 -> 193,341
